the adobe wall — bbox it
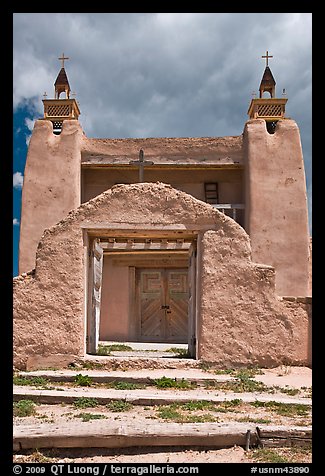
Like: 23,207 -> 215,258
100,257 -> 129,341
13,183 -> 311,370
243,119 -> 310,296
18,120 -> 84,274
198,230 -> 311,366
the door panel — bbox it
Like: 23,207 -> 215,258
166,271 -> 188,342
137,268 -> 188,343
139,270 -> 164,339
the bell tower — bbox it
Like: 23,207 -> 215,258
42,53 -> 80,133
247,51 -> 287,134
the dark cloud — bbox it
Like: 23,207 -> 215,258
13,12 -> 312,229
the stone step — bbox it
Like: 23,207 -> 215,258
13,385 -> 312,407
13,420 -> 312,451
16,369 -> 235,385
26,354 -> 202,372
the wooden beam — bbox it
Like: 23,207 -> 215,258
100,242 -> 192,251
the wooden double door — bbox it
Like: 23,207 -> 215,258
137,268 -> 189,343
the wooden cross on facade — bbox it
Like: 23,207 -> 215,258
262,50 -> 273,67
58,53 -> 69,68
129,149 -> 154,182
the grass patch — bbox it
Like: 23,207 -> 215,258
97,345 -> 111,356
237,416 -> 272,424
75,412 -> 107,422
220,398 -> 243,408
251,401 -> 310,417
214,367 -> 264,378
165,348 -> 190,358
180,400 -> 215,411
152,376 -> 195,389
74,374 -> 93,387
198,361 -> 215,371
73,397 -> 99,409
156,404 -> 217,423
80,361 -> 106,370
106,400 -> 132,412
214,399 -> 243,413
277,386 -> 300,396
19,449 -> 53,463
13,376 -> 49,388
13,400 -> 36,417
98,344 -> 133,355
218,376 -> 268,393
108,381 -> 145,390
249,446 -> 312,463
249,448 -> 290,463
185,414 -> 217,423
156,405 -> 183,420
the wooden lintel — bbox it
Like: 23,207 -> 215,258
101,242 -> 192,251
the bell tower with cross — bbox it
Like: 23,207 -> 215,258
247,51 -> 287,133
42,53 -> 80,134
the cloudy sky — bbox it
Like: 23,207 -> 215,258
13,12 -> 312,275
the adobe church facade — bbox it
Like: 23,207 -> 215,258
13,53 -> 311,369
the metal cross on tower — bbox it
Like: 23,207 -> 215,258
58,53 -> 70,68
262,50 -> 273,67
129,149 -> 154,182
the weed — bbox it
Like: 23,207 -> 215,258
97,345 -> 111,356
215,399 -> 243,412
27,449 -> 53,463
198,361 -> 213,371
106,400 -> 132,412
214,368 -> 235,375
152,376 -> 195,389
73,397 -> 99,409
235,367 -> 264,378
219,376 -> 268,393
98,344 -> 133,355
13,376 -> 49,388
214,367 -> 264,378
180,400 -> 215,411
75,413 -> 107,422
184,414 -> 217,423
165,348 -> 190,358
251,401 -> 310,417
202,380 -> 220,389
237,416 -> 272,424
250,448 -> 289,463
156,404 -> 218,423
157,405 -> 183,420
36,414 -> 55,423
278,386 -> 300,396
81,361 -> 106,370
109,381 -> 144,390
13,400 -> 36,417
74,374 -> 92,387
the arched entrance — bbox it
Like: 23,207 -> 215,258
86,233 -> 198,357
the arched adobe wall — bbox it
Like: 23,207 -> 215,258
13,182 -> 235,370
198,230 -> 311,367
13,182 -> 310,370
